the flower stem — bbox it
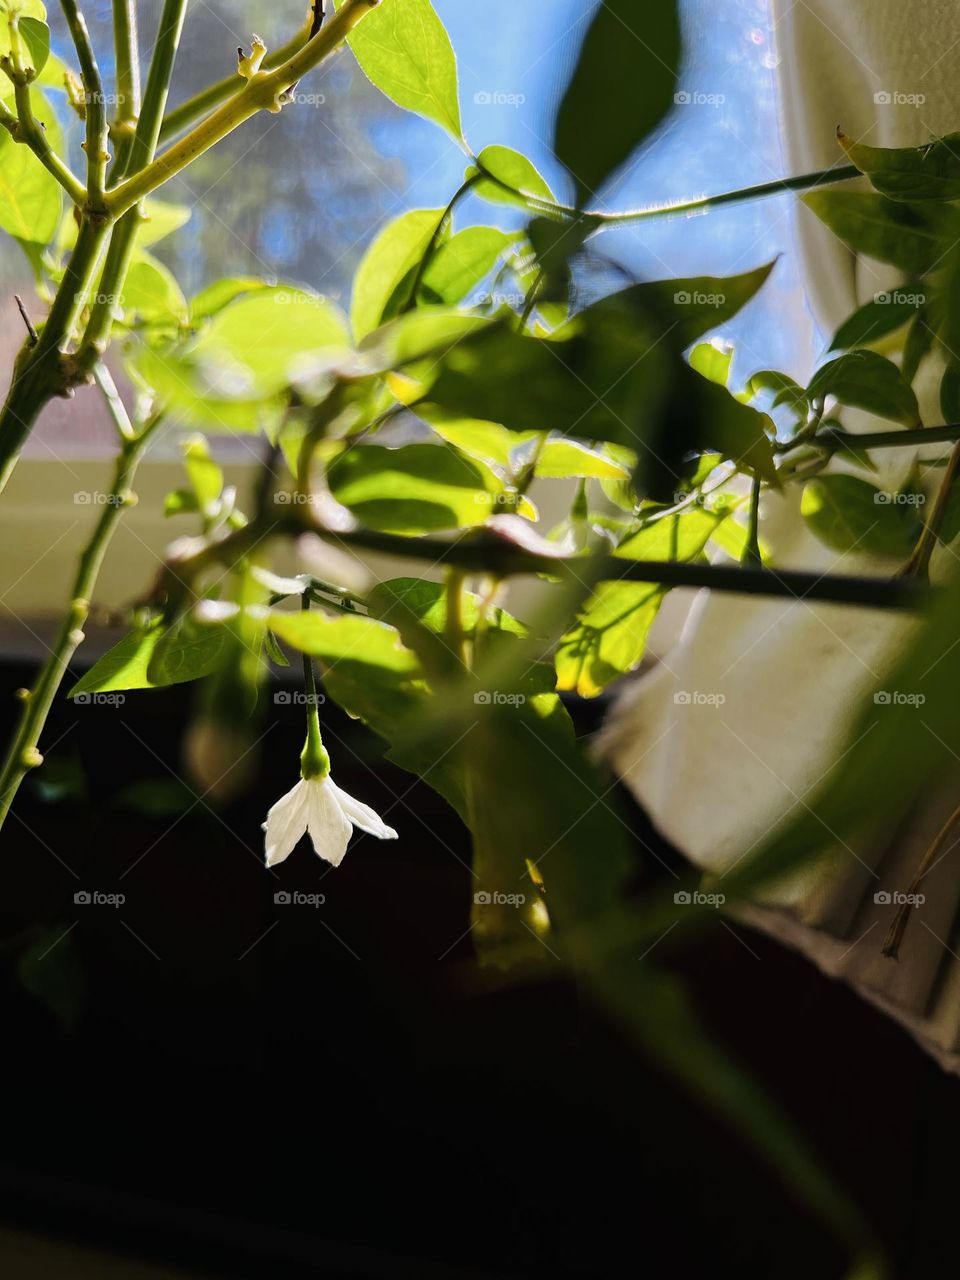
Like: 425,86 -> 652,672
0,411 -> 163,833
298,595 -> 330,781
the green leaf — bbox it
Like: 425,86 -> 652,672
137,197 -> 192,247
0,0 -> 45,60
554,0 -> 680,205
422,411 -> 532,466
940,364 -> 960,424
68,620 -> 228,696
131,343 -> 284,434
556,508 -> 727,696
163,487 -> 197,517
902,308 -> 934,385
369,577 -> 527,640
472,144 -> 556,210
18,14 -> 48,73
535,438 -> 631,480
0,87 -> 61,243
360,306 -> 492,370
352,208 -> 446,340
807,351 -> 920,426
839,129 -> 960,201
17,924 -> 83,1032
800,475 -> 922,558
188,287 -> 349,395
341,0 -> 462,140
419,226 -> 518,305
189,276 -> 270,324
181,434 -> 224,514
829,293 -> 923,352
802,190 -> 959,275
689,341 -> 733,386
121,252 -> 188,326
624,262 -> 776,348
327,442 -> 504,533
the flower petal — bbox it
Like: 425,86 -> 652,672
263,779 -> 311,867
304,778 -> 353,867
330,780 -> 398,840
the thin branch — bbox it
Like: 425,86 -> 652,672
13,295 -> 37,346
158,509 -> 927,612
109,0 -> 141,181
105,0 -> 382,218
59,0 -> 109,207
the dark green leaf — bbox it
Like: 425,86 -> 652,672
807,351 -> 920,426
800,474 -> 922,557
839,129 -> 960,201
829,293 -> 924,352
802,190 -> 959,275
554,0 -> 680,205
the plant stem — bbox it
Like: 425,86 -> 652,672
901,439 -> 960,580
105,0 -> 381,218
157,18 -> 312,143
298,593 -> 330,780
59,0 -> 109,209
0,413 -> 163,832
75,0 -> 188,376
475,159 -> 861,227
742,473 -> 762,567
109,0 -> 141,181
0,216 -> 110,493
159,509 -> 926,611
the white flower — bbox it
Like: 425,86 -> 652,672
262,776 -> 398,868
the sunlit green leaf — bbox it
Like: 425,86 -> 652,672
68,620 -> 228,696
189,277 -> 270,324
471,144 -> 556,210
122,252 -> 188,326
0,87 -> 61,243
18,14 -> 48,73
800,475 -> 921,557
327,441 -> 504,532
419,226 -> 518,305
341,0 -> 462,140
351,207 -> 446,340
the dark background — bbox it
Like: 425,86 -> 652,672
0,662 -> 952,1279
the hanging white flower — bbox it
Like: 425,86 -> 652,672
263,775 -> 398,868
